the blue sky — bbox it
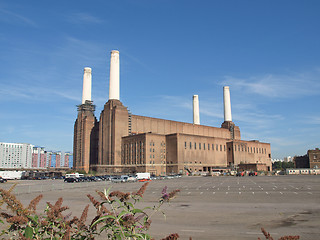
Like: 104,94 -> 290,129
0,0 -> 319,159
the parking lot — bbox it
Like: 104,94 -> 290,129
1,175 -> 319,239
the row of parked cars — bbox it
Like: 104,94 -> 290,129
64,174 -> 182,183
64,174 -> 138,183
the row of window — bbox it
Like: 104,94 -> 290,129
184,142 -> 268,155
184,142 -> 226,151
234,145 -> 267,154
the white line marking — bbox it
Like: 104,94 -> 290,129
280,192 -> 283,194
266,192 -> 269,194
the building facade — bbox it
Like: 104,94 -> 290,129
0,142 -> 33,169
307,148 -> 320,169
73,50 -> 272,174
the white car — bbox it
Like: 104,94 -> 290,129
127,175 -> 137,182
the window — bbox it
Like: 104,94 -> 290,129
185,142 -> 187,149
208,144 -> 210,150
199,143 -> 201,150
220,145 -> 222,151
190,142 -> 192,149
195,143 -> 197,149
216,144 -> 218,151
204,144 -> 205,150
224,145 -> 226,151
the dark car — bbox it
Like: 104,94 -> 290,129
64,177 -> 77,183
0,177 -> 7,183
236,172 -> 244,177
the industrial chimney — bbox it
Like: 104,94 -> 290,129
193,95 -> 200,125
109,50 -> 120,100
82,67 -> 92,104
223,86 -> 232,122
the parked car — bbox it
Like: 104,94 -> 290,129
64,177 -> 77,183
111,176 -> 122,183
236,172 -> 244,177
0,177 -> 7,183
127,175 -> 137,182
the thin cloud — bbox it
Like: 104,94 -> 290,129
0,83 -> 80,103
303,116 -> 320,125
221,69 -> 320,98
0,8 -> 36,27
67,12 -> 103,24
121,50 -> 154,73
54,36 -> 106,65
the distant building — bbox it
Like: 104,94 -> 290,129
55,152 -> 61,168
294,155 -> 309,168
294,148 -> 320,169
0,142 -> 72,170
308,148 -> 320,169
32,146 -> 47,168
50,153 -> 56,168
271,158 -> 283,163
64,152 -> 72,168
0,142 -> 33,169
46,151 -> 53,168
284,156 -> 293,162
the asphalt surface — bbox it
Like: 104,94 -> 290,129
1,175 -> 319,240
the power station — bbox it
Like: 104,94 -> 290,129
73,50 -> 272,175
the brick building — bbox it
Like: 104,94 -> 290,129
73,50 -> 272,174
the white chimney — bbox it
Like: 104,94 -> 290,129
109,50 -> 120,100
223,86 -> 232,122
193,95 -> 200,125
82,67 -> 92,104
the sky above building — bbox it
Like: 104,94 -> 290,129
0,0 -> 319,159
